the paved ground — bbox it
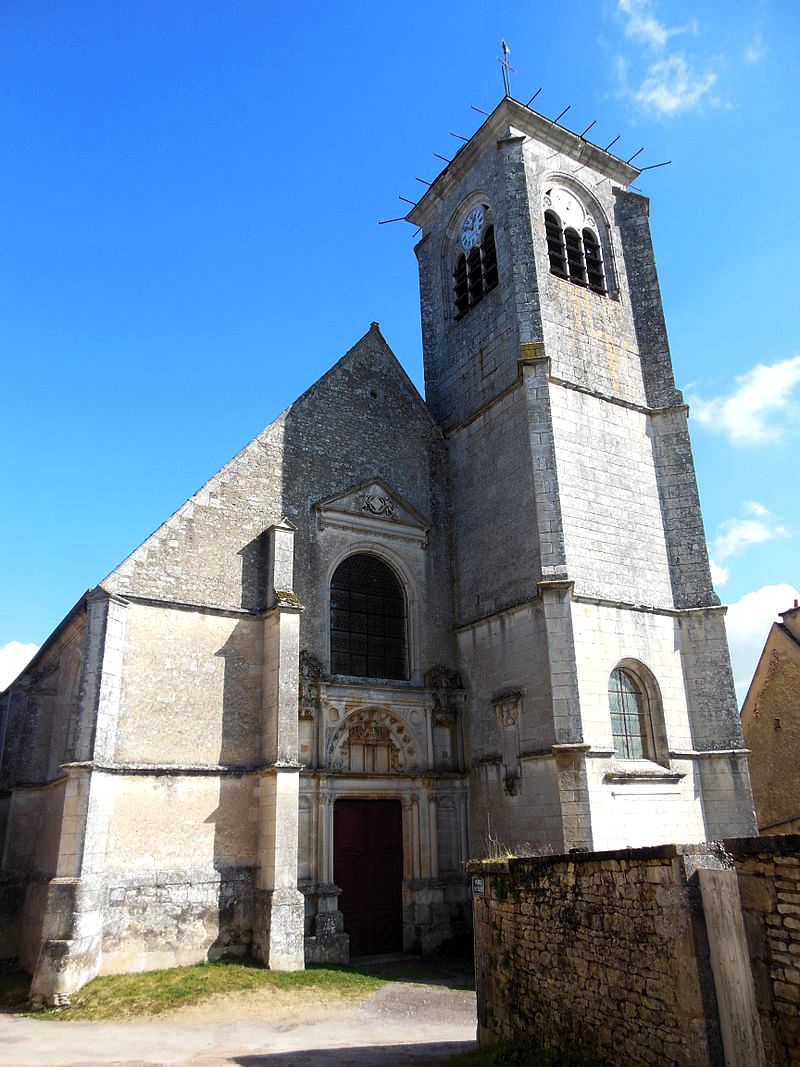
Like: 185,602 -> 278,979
0,963 -> 477,1067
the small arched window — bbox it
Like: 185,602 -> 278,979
582,229 -> 605,294
453,207 -> 499,319
564,228 -> 587,286
330,554 -> 406,680
542,185 -> 609,296
544,210 -> 567,278
608,666 -> 652,760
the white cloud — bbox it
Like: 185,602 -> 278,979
632,55 -> 717,116
614,1 -> 719,118
687,356 -> 800,446
711,502 -> 789,562
617,0 -> 675,49
709,559 -> 729,588
743,501 -> 769,518
744,34 -> 767,66
0,641 -> 39,691
713,518 -> 789,562
726,583 -> 799,703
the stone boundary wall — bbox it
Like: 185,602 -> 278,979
734,837 -> 800,1063
470,835 -> 800,1066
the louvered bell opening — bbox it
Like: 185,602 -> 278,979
453,254 -> 469,318
544,211 -> 567,278
583,229 -> 606,294
564,227 -> 587,286
482,226 -> 499,292
467,247 -> 484,306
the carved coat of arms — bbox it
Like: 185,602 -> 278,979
354,492 -> 395,517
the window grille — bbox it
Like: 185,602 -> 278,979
608,667 -> 651,760
330,554 -> 406,680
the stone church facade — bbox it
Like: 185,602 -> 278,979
0,97 -> 756,1004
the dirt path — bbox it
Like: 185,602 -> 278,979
0,976 -> 477,1066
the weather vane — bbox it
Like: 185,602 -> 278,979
499,40 -> 515,98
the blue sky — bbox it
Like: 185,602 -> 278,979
1,0 -> 798,699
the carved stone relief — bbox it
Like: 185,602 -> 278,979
325,707 -> 419,773
354,492 -> 395,518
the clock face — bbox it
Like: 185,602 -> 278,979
460,206 -> 485,251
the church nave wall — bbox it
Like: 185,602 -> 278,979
116,602 -> 263,767
99,772 -> 258,974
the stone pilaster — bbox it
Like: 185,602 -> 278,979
253,518 -> 305,971
30,589 -> 126,1006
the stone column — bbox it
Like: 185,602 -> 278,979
427,790 -> 439,880
253,518 -> 305,971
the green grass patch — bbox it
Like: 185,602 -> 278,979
30,959 -> 386,1021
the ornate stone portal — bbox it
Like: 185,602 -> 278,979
297,672 -> 467,962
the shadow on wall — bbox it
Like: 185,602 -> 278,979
206,619 -> 264,960
239,533 -> 268,613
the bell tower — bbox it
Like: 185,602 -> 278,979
408,97 -> 756,855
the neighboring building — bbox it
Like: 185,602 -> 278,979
0,96 -> 757,1005
742,601 -> 800,834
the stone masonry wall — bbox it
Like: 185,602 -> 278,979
472,847 -> 719,1066
471,837 -> 800,1066
733,837 -> 800,1064
549,385 -> 673,607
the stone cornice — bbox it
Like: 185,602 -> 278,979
408,97 -> 639,229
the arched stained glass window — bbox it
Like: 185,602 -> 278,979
330,555 -> 406,680
608,667 -> 652,760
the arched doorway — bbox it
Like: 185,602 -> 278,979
333,799 -> 403,956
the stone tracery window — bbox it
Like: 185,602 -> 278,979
608,666 -> 652,760
543,185 -> 607,295
330,554 -> 406,680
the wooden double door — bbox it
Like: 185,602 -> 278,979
333,799 -> 404,957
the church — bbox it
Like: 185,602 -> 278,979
0,96 -> 757,1005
